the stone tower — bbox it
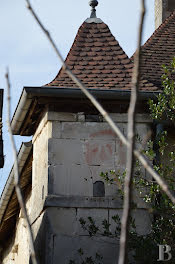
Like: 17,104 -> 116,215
155,0 -> 175,29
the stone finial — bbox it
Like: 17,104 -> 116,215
89,0 -> 98,18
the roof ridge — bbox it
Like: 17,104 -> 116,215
141,9 -> 175,50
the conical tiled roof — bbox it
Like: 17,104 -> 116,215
46,19 -> 157,91
140,10 -> 175,88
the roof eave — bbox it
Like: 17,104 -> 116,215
11,86 -> 160,135
0,141 -> 32,225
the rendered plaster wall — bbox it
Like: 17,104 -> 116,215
30,116 -> 53,222
2,195 -> 32,264
2,116 -> 55,263
2,217 -> 29,264
2,193 -> 48,264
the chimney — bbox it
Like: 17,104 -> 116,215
155,0 -> 175,29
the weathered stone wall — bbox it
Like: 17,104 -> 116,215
155,0 -> 175,29
41,111 -> 152,264
46,112 -> 151,198
46,207 -> 152,264
1,111 -> 153,264
2,114 -> 52,264
155,0 -> 163,29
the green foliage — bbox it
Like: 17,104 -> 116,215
78,214 -> 158,263
79,216 -> 113,238
101,133 -> 175,262
69,248 -> 103,264
101,59 -> 175,262
79,217 -> 99,237
149,57 -> 175,121
100,171 -> 115,185
142,139 -> 156,160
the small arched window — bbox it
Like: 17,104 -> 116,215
93,181 -> 105,197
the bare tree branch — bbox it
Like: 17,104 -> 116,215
24,0 -> 175,206
5,69 -> 38,264
118,1 -> 146,263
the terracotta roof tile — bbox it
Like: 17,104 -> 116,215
138,10 -> 175,88
46,20 -> 158,92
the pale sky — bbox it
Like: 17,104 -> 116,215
0,0 -> 155,193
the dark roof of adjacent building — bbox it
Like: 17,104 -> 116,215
46,19 -> 158,91
140,10 -> 175,88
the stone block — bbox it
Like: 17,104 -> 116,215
83,139 -> 115,166
132,209 -> 152,235
49,164 -> 93,196
103,113 -> 152,123
53,235 -> 118,264
48,138 -> 84,165
48,160 -> 122,197
61,122 -> 122,140
47,111 -> 77,121
115,139 -> 127,168
51,121 -> 62,139
77,112 -> 85,122
49,138 -> 115,166
135,123 -> 151,142
47,208 -> 77,235
45,195 -> 123,209
103,113 -> 128,123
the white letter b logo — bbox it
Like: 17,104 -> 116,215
157,245 -> 172,261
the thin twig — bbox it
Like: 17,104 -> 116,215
118,1 -> 146,263
6,69 -> 38,264
24,0 -> 175,206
